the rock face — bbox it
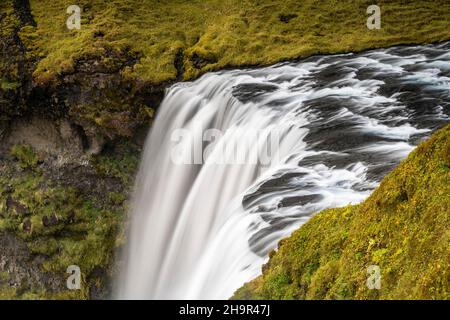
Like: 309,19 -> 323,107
0,233 -> 64,296
233,125 -> 450,300
0,1 -> 34,123
4,117 -> 85,158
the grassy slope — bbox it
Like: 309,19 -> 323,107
21,0 -> 450,86
234,124 -> 450,300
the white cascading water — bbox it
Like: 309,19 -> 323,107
116,42 -> 450,299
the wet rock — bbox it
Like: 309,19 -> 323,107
191,52 -> 217,69
42,214 -> 59,227
278,194 -> 323,208
6,197 -> 29,216
243,172 -> 307,209
22,218 -> 31,232
249,219 -> 297,257
232,83 -> 279,103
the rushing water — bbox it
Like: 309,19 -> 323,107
116,42 -> 450,299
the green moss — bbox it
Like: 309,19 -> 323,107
0,0 -> 27,121
234,124 -> 450,300
0,78 -> 21,91
108,192 -> 126,205
92,150 -> 139,184
10,144 -> 40,169
0,285 -> 17,300
0,271 -> 9,283
21,0 -> 450,85
0,160 -> 127,299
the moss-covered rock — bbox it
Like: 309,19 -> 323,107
0,141 -> 140,299
233,124 -> 450,300
22,0 -> 450,84
0,0 -> 35,122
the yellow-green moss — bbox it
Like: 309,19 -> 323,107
91,148 -> 139,184
0,151 -> 130,299
0,1 -> 21,60
0,0 -> 25,120
234,124 -> 450,300
21,0 -> 450,85
10,144 -> 40,169
0,79 -> 21,91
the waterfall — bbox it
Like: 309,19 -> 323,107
116,42 -> 450,299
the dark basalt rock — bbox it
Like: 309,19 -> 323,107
42,214 -> 59,227
67,210 -> 76,224
191,52 -> 218,69
22,218 -> 31,232
13,0 -> 36,26
6,197 -> 29,216
242,172 -> 307,209
278,194 -> 323,208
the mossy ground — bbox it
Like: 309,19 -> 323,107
0,0 -> 30,122
0,1 -> 21,87
18,0 -> 450,85
234,125 -> 450,300
0,143 -> 139,299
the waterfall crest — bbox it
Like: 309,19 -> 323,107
117,42 -> 450,299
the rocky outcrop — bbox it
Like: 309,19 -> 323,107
4,117 -> 84,158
